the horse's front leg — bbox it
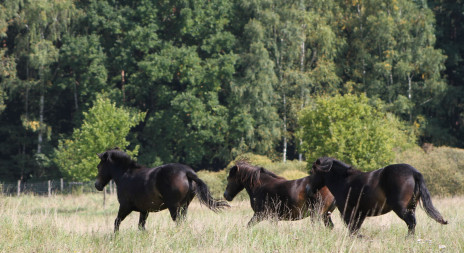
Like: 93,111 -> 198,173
115,206 -> 132,232
322,212 -> 334,229
138,211 -> 149,230
343,210 -> 366,236
247,212 -> 264,227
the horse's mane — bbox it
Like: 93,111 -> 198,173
233,161 -> 284,188
331,158 -> 361,176
104,148 -> 144,171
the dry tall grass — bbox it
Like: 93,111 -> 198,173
1,193 -> 461,252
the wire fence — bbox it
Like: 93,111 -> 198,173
0,179 -> 116,196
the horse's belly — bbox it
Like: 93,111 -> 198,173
364,201 -> 392,216
133,196 -> 165,212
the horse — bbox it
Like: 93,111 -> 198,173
94,148 -> 229,232
309,157 -> 448,236
223,161 -> 336,227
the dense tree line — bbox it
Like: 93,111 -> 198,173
0,0 -> 462,181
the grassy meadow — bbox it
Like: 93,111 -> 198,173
1,193 -> 462,252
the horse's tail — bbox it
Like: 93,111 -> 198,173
186,171 -> 230,212
415,172 -> 448,225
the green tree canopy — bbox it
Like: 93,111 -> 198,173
299,93 -> 413,171
53,94 -> 145,181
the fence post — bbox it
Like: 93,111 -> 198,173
17,180 -> 20,196
48,180 -> 51,197
60,178 -> 64,193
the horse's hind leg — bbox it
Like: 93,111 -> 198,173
179,192 -> 195,220
170,192 -> 195,224
138,211 -> 149,230
404,210 -> 416,236
168,205 -> 190,225
392,204 -> 417,236
391,191 -> 418,236
168,206 -> 181,223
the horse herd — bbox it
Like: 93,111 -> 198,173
95,148 -> 448,237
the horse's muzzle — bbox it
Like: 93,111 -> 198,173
95,181 -> 104,191
223,192 -> 232,201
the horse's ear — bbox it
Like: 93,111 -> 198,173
314,158 -> 332,172
97,152 -> 108,161
231,165 -> 239,174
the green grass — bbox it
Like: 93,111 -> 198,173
1,193 -> 462,252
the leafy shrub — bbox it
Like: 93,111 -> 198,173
266,160 -> 307,175
196,170 -> 227,199
226,153 -> 273,168
395,146 -> 464,196
53,94 -> 145,181
299,93 -> 414,171
278,169 -> 308,180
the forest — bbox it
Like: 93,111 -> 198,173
0,0 -> 463,182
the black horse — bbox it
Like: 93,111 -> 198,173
223,161 -> 336,227
95,148 -> 229,232
309,157 -> 448,236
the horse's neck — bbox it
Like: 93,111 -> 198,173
109,165 -> 127,185
244,172 -> 281,191
324,169 -> 351,194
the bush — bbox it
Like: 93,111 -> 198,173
265,160 -> 307,175
278,169 -> 308,180
226,153 -> 273,168
395,146 -> 464,196
196,170 -> 227,199
53,94 -> 145,181
299,93 -> 414,171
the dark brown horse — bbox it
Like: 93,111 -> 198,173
309,157 -> 448,236
223,161 -> 336,227
95,148 -> 229,232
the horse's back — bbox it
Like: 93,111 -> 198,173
379,164 -> 418,187
381,163 -> 418,176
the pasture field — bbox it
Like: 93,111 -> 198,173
0,193 -> 462,252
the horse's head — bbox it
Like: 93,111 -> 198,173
223,164 -> 245,201
309,157 -> 333,193
95,151 -> 112,191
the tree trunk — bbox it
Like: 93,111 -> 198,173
121,70 -> 126,103
283,93 -> 287,163
299,39 -> 305,162
74,80 -> 79,110
37,85 -> 44,154
22,83 -> 29,179
408,74 -> 413,122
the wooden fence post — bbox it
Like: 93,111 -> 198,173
60,178 -> 64,193
17,180 -> 20,196
48,180 -> 51,197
